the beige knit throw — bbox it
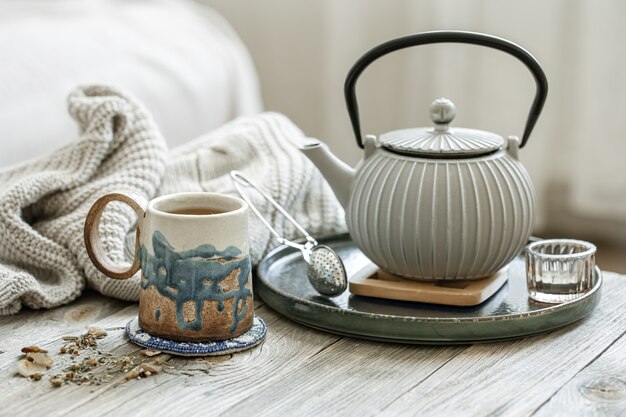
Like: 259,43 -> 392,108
0,85 -> 346,315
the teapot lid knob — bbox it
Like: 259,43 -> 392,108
429,98 -> 456,130
381,96 -> 505,157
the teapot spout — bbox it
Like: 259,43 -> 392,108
299,140 -> 354,210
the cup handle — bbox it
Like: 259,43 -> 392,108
84,192 -> 146,280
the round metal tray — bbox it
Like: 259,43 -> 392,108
256,234 -> 602,344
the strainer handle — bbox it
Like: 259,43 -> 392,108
230,171 -> 317,250
345,30 -> 548,149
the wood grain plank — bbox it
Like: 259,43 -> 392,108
0,302 -> 338,417
2,273 -> 623,417
533,332 -> 626,417
75,305 -> 286,414
0,303 -> 139,417
0,294 -> 262,356
63,305 -> 341,417
0,290 -> 131,353
0,286 -> 265,416
377,272 -> 626,417
254,297 -> 265,309
220,337 -> 468,417
215,273 -> 625,417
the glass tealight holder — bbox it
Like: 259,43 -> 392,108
525,239 -> 596,304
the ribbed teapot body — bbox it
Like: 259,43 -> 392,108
347,149 -> 535,280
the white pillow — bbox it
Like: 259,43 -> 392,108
0,0 -> 262,167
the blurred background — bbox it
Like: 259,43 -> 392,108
1,0 -> 624,270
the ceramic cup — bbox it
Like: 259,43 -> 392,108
84,192 -> 254,342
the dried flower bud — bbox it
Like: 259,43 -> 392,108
17,358 -> 47,377
87,327 -> 108,338
84,358 -> 98,367
50,375 -> 64,388
21,346 -> 48,354
26,352 -> 53,368
125,363 -> 161,380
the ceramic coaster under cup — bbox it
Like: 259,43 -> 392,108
126,316 -> 267,357
350,267 -> 509,307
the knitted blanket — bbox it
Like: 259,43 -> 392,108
0,86 -> 346,314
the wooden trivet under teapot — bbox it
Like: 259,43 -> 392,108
349,267 -> 509,307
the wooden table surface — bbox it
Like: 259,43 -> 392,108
1,272 -> 625,417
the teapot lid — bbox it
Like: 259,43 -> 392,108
379,98 -> 505,158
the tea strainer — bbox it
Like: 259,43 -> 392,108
230,171 -> 347,296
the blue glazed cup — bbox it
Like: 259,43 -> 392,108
85,192 -> 254,342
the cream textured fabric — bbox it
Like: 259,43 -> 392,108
0,86 -> 346,315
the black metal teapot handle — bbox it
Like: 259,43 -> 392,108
345,30 -> 548,149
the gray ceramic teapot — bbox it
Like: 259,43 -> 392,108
300,31 -> 548,280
